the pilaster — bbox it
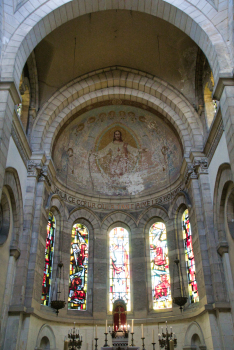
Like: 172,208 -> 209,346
11,153 -> 46,307
25,161 -> 53,308
0,82 -> 20,199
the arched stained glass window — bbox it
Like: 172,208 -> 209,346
41,212 -> 56,306
109,227 -> 131,311
149,222 -> 171,309
182,209 -> 199,303
68,223 -> 89,310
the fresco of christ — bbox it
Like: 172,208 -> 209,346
93,130 -> 146,177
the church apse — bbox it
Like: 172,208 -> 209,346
53,105 -> 183,198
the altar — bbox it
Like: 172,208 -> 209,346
101,300 -> 139,350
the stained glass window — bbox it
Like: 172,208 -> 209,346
68,223 -> 89,310
182,209 -> 199,303
149,222 -> 171,309
41,212 -> 56,306
109,227 -> 131,311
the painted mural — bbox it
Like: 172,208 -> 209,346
53,105 -> 183,196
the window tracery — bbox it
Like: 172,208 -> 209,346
109,227 -> 131,311
68,223 -> 89,310
41,212 -> 56,306
149,222 -> 171,309
182,209 -> 199,303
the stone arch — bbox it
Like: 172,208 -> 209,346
168,190 -> 192,219
213,163 -> 233,243
3,167 -> 23,248
138,205 -> 169,229
2,0 -> 232,87
101,211 -> 137,231
35,324 -> 56,349
31,67 -> 203,155
183,321 -> 206,349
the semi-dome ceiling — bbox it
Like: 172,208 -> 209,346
53,104 -> 183,198
35,10 -> 198,107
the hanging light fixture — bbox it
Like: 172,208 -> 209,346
51,261 -> 66,315
172,257 -> 187,312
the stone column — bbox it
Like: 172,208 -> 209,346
131,227 -> 147,318
190,154 -> 227,304
185,160 -> 214,304
3,154 -> 45,350
93,228 -> 108,319
24,163 -> 52,308
217,83 -> 234,176
0,82 -> 20,199
0,248 -> 20,349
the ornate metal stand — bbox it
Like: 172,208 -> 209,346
103,333 -> 109,347
158,322 -> 177,349
130,332 -> 135,346
152,342 -> 156,350
95,338 -> 98,350
67,325 -> 82,350
141,337 -> 146,350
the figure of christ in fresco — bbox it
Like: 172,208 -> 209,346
110,229 -> 129,298
92,130 -> 147,177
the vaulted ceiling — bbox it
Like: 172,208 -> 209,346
34,10 -> 198,107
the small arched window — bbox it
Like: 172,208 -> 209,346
182,209 -> 199,303
109,227 -> 131,311
149,222 -> 171,309
41,212 -> 56,306
68,223 -> 89,310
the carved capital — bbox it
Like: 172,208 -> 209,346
217,241 -> 229,256
10,247 -> 21,260
194,158 -> 208,175
184,158 -> 208,184
38,165 -> 51,187
27,160 -> 41,177
185,164 -> 197,184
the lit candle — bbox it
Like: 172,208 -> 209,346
141,324 -> 144,338
106,320 -> 107,333
95,325 -> 97,338
131,319 -> 134,333
152,329 -> 154,343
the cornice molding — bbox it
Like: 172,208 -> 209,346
213,74 -> 234,100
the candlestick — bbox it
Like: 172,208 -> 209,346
152,329 -> 154,343
131,319 -> 134,333
141,337 -> 146,350
103,333 -> 109,347
141,324 -> 144,338
152,342 -> 156,350
95,325 -> 97,338
95,338 -> 98,350
130,332 -> 135,346
105,320 -> 107,333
